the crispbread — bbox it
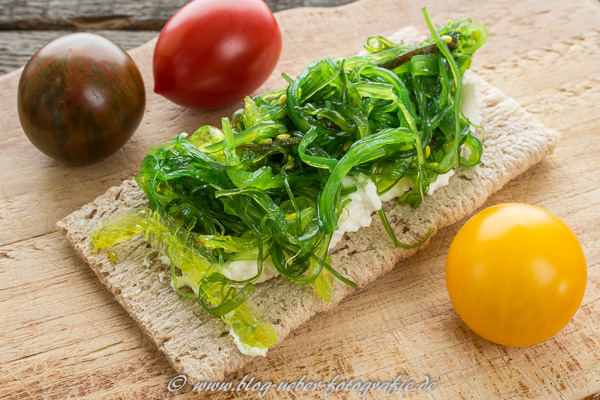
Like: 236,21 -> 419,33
56,27 -> 560,384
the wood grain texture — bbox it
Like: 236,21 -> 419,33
0,0 -> 356,29
0,30 -> 158,74
1,0 -> 600,398
0,0 -> 358,74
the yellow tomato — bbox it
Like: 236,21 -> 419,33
445,203 -> 587,346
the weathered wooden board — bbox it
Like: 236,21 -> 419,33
1,0 -> 599,399
0,0 -> 355,29
0,1 -> 358,74
0,30 -> 159,74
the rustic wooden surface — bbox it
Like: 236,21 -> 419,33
0,30 -> 161,74
0,0 -> 356,73
1,0 -> 599,399
0,0 -> 355,27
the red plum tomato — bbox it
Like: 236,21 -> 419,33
153,0 -> 282,109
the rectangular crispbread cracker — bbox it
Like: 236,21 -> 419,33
56,28 -> 560,384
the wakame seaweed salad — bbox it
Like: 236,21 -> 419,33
90,9 -> 488,355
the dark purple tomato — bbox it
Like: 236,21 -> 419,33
17,33 -> 146,165
153,0 -> 282,109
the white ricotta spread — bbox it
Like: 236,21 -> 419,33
222,253 -> 280,284
379,177 -> 414,202
329,175 -> 383,248
171,274 -> 192,291
159,255 -> 171,265
460,72 -> 482,159
428,170 -> 455,196
229,329 -> 268,357
461,72 -> 482,127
